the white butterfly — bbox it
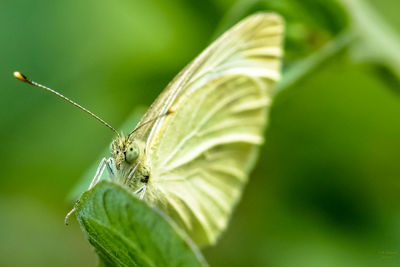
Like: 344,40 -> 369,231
15,12 -> 284,247
105,13 -> 284,246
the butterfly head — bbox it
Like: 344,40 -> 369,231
111,135 -> 140,170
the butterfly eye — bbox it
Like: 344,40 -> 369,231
125,142 -> 140,163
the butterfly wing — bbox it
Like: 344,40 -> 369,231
134,13 -> 284,246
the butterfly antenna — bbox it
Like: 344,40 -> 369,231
128,109 -> 174,137
13,71 -> 119,136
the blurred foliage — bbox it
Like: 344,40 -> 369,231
343,0 -> 400,79
213,0 -> 349,64
1,0 -> 400,266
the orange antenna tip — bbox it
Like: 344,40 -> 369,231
13,71 -> 28,82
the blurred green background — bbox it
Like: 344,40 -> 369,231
1,0 -> 400,266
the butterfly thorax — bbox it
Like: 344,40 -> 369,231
111,135 -> 149,190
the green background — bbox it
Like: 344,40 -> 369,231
1,0 -> 400,266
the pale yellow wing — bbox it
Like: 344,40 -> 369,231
137,13 -> 284,246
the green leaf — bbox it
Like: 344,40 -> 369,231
75,181 -> 208,267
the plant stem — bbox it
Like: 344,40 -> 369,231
277,30 -> 356,92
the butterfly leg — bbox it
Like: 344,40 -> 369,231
65,157 -> 108,225
88,157 -> 107,189
65,202 -> 79,225
105,157 -> 116,180
134,185 -> 147,200
126,161 -> 141,184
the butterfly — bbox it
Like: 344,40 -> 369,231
14,12 -> 284,247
